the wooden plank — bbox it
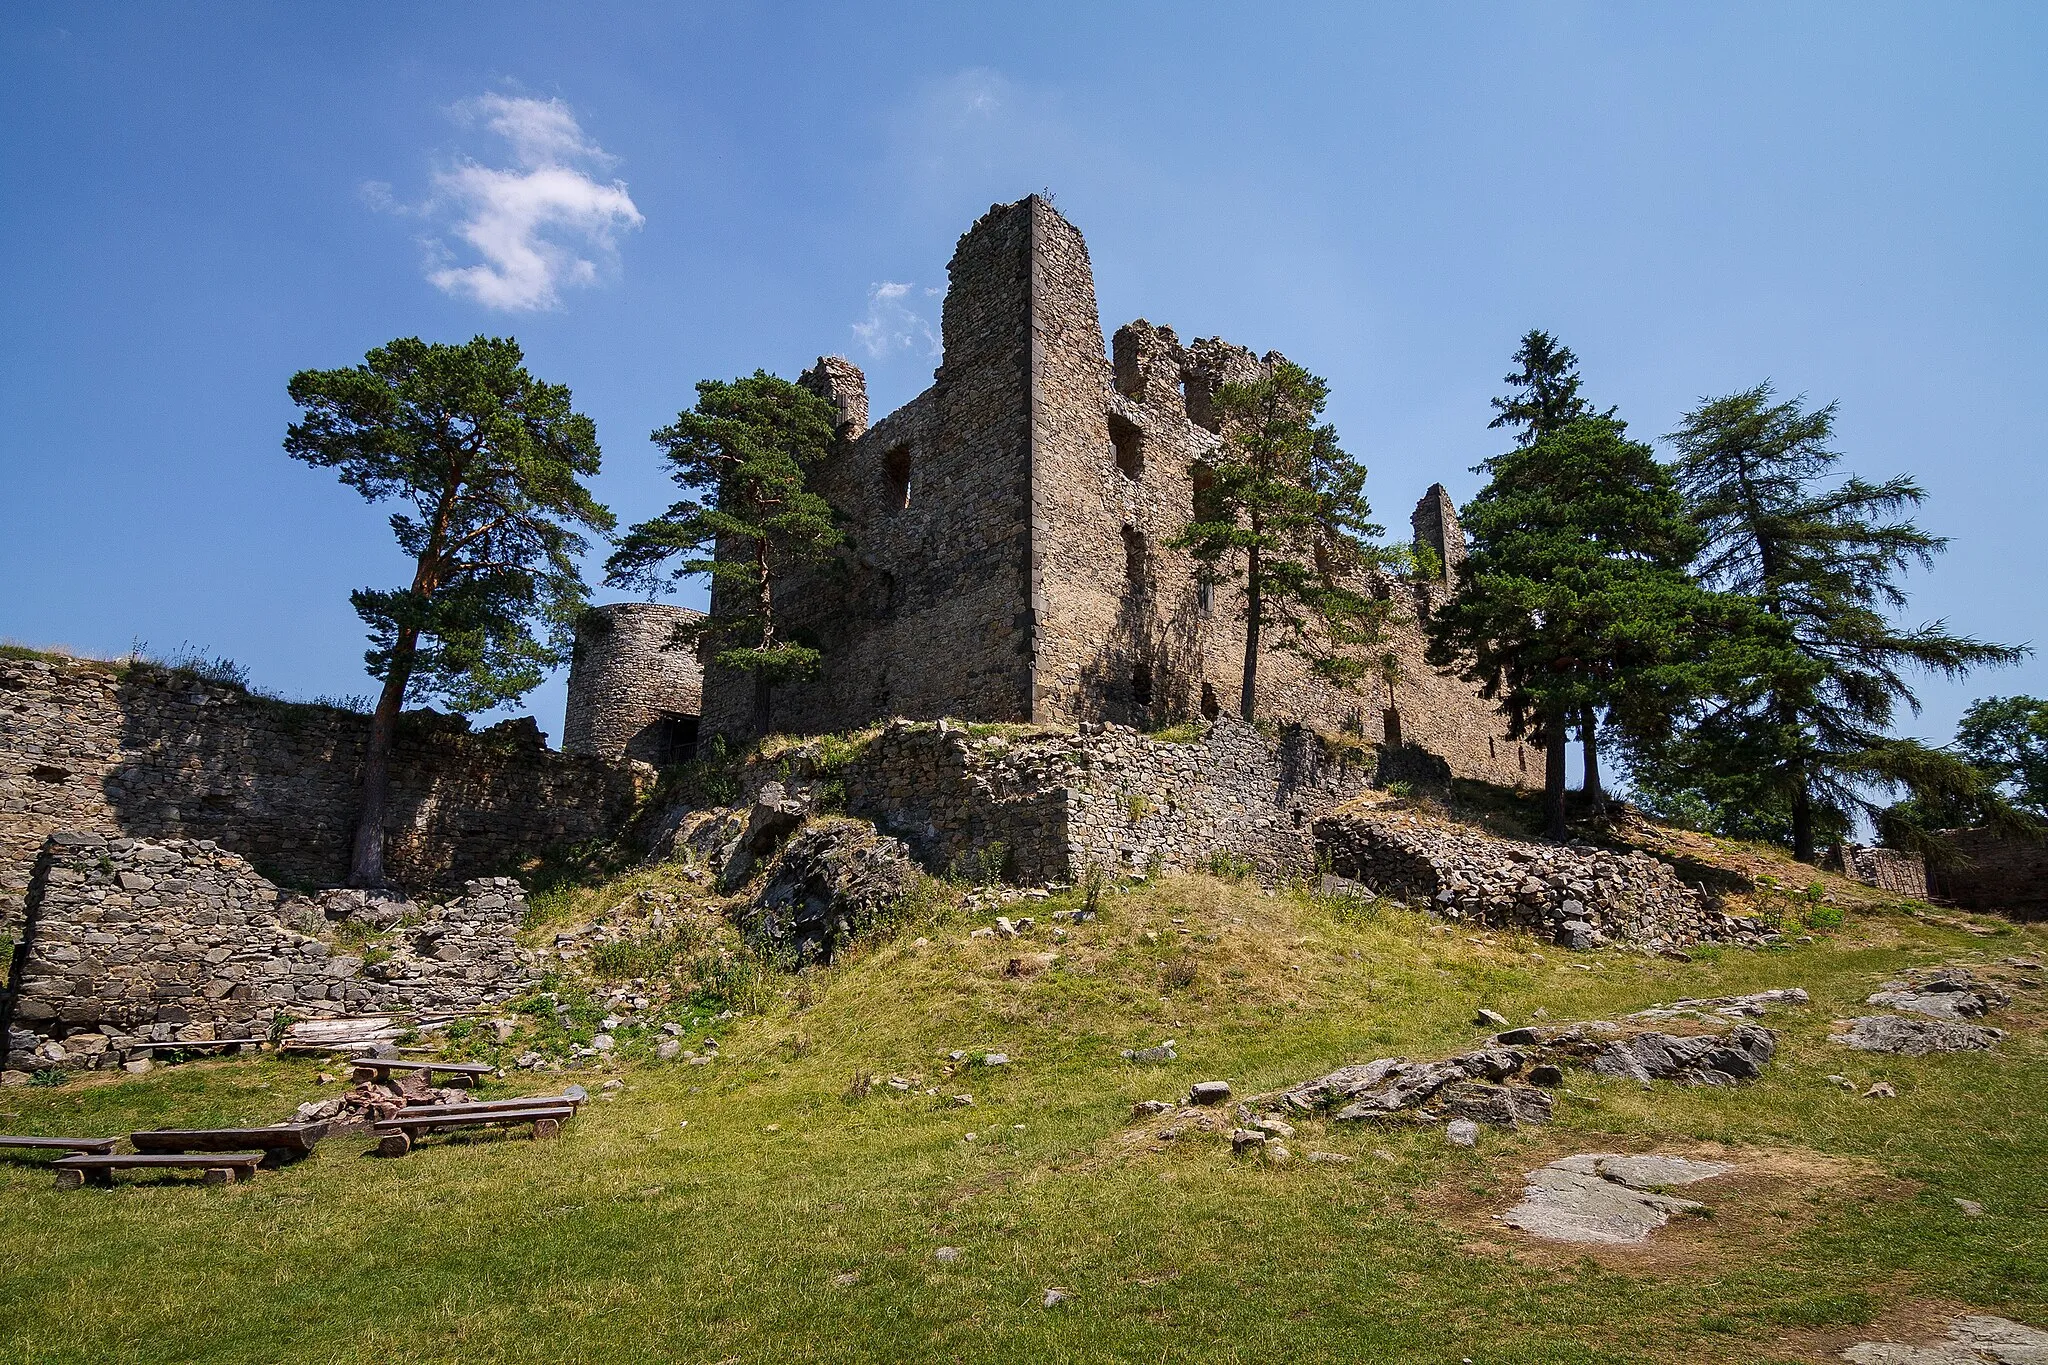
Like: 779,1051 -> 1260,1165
130,1123 -> 327,1155
0,1135 -> 119,1154
352,1058 -> 496,1076
399,1095 -> 584,1116
55,1152 -> 266,1170
377,1105 -> 572,1131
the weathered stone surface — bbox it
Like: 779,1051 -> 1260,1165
1867,967 -> 2012,1022
1314,808 -> 1762,952
1841,1313 -> 2048,1364
0,655 -> 644,927
1502,1153 -> 1733,1245
562,602 -> 704,764
1583,1025 -> 1778,1087
740,818 -> 918,963
2,835 -> 531,1071
1830,1015 -> 2004,1055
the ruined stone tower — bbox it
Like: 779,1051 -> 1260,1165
671,196 -> 1540,786
562,602 -> 705,764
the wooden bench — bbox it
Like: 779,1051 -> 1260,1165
372,1103 -> 574,1157
130,1122 -> 328,1165
350,1058 -> 497,1087
52,1151 -> 265,1189
0,1134 -> 119,1157
399,1093 -> 585,1117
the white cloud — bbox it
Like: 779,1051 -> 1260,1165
852,281 -> 942,360
392,94 -> 644,312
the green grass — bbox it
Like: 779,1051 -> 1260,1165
2,872 -> 2043,1364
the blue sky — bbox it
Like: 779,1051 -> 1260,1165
3,3 -> 2043,758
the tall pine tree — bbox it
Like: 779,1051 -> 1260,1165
1649,383 -> 2025,861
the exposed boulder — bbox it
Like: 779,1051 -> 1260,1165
1503,1153 -> 1734,1245
1867,966 -> 2012,1022
1830,1015 -> 2004,1055
739,818 -> 917,963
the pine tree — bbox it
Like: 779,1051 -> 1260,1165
1171,362 -> 1397,720
1426,416 -> 1726,840
606,372 -> 841,738
285,336 -> 614,888
1653,383 -> 2025,861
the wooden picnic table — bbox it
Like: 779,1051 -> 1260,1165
373,1103 -> 573,1158
52,1151 -> 266,1189
0,1134 -> 119,1156
130,1122 -> 328,1164
350,1057 -> 496,1087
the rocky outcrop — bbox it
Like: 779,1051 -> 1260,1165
1830,1015 -> 2004,1055
1866,966 -> 2012,1022
1313,808 -> 1767,951
740,819 -> 920,964
1503,1154 -> 1734,1245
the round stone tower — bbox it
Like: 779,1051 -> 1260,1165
562,602 -> 706,765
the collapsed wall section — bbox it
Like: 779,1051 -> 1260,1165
0,655 -> 645,925
4,833 -> 532,1074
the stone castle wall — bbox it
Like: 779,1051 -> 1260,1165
0,654 -> 646,924
744,713 -> 1377,885
3,834 -> 533,1073
563,602 -> 705,763
1929,828 -> 2048,918
692,196 -> 1541,793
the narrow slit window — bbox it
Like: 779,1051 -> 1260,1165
884,445 -> 912,509
1201,682 -> 1220,720
1109,412 -> 1143,479
1197,579 -> 1215,615
1132,662 -> 1153,708
1382,707 -> 1403,750
1123,524 -> 1147,590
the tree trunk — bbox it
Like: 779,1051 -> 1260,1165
754,535 -> 776,738
1791,769 -> 1815,864
348,633 -> 415,889
1580,704 -> 1604,807
1239,541 -> 1262,722
1544,700 -> 1569,842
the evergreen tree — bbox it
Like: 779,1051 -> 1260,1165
607,372 -> 841,738
1955,696 -> 2048,815
1653,383 -> 2025,861
1875,696 -> 2048,854
1171,361 -> 1396,721
1426,416 -> 1726,840
286,336 -> 614,888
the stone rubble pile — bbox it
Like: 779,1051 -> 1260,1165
1312,809 -> 1773,951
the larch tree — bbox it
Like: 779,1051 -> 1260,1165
285,336 -> 613,888
606,372 -> 841,739
1654,383 -> 2026,862
1171,361 -> 1397,721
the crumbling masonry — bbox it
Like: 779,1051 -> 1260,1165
575,196 -> 1539,788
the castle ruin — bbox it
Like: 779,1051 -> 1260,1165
573,196 -> 1538,788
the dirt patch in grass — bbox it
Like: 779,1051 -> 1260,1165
1765,1294 -> 2025,1362
1428,1135 -> 1913,1275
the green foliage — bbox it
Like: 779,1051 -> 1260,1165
1124,792 -> 1153,823
1205,849 -> 1256,881
1144,721 -> 1206,745
286,336 -> 614,716
1425,409 -> 1733,838
1956,695 -> 2048,815
1169,361 -> 1398,719
607,372 -> 841,732
1634,383 -> 2026,859
1485,329 -> 1616,449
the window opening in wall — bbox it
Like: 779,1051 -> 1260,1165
1382,707 -> 1403,750
1190,462 -> 1216,517
1518,746 -> 1527,774
1109,412 -> 1143,479
1197,578 -> 1215,615
884,445 -> 912,509
640,712 -> 699,767
1123,524 -> 1146,590
1488,736 -> 1497,760
1132,662 -> 1153,709
1200,682 -> 1220,720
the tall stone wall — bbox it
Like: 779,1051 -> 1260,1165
0,654 -> 646,924
694,196 -> 1541,793
3,834 -> 533,1073
563,602 -> 705,763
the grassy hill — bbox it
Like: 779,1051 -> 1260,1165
3,841 -> 2044,1364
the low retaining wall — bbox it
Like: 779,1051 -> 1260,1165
1929,828 -> 2048,918
1313,809 -> 1761,952
3,833 -> 533,1073
1825,844 -> 1929,899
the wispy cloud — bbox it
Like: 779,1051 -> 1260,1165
375,93 -> 644,312
852,281 -> 941,359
